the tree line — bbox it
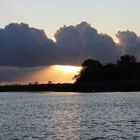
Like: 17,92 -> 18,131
74,55 -> 140,84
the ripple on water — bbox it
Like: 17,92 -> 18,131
0,92 -> 140,140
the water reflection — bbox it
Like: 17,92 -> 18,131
0,92 -> 140,139
50,94 -> 80,139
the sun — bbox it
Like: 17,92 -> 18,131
54,65 -> 81,74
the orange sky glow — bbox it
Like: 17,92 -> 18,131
20,65 -> 81,84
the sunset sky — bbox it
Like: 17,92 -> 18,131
0,0 -> 140,40
0,0 -> 140,84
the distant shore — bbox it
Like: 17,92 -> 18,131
1,80 -> 140,92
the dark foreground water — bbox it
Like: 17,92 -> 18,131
0,92 -> 140,140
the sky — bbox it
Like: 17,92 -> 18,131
0,0 -> 140,40
0,0 -> 140,84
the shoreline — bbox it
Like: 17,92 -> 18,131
1,80 -> 140,92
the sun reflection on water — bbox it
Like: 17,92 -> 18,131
50,94 -> 81,139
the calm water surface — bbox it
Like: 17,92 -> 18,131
0,92 -> 140,140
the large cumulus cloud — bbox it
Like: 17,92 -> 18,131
55,22 -> 118,64
0,22 -> 140,68
116,30 -> 140,60
0,23 -> 57,67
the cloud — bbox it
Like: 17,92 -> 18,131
0,22 -> 119,67
0,66 -> 40,83
55,22 -> 119,64
0,23 -> 57,67
1,22 -> 140,68
116,30 -> 140,60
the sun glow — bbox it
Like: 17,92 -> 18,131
21,65 -> 81,84
54,65 -> 81,73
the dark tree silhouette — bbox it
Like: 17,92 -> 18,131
75,59 -> 103,83
74,55 -> 140,84
117,55 -> 136,65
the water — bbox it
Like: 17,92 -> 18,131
0,92 -> 140,140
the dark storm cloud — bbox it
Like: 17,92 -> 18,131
55,22 -> 119,64
0,23 -> 57,67
1,22 -> 140,68
0,66 -> 42,83
116,30 -> 140,60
